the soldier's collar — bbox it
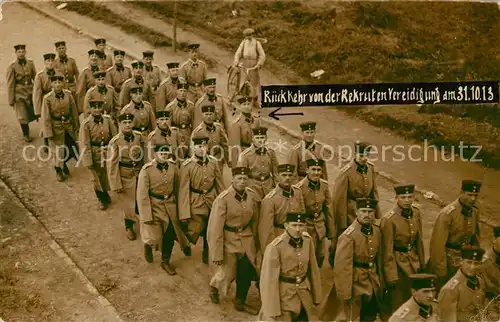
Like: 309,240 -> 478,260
195,155 -> 209,166
207,93 -> 217,101
98,85 -> 107,94
413,297 -> 433,319
156,161 -> 169,171
459,199 -> 474,217
461,269 -> 480,289
354,160 -> 368,174
398,205 -> 413,219
234,188 -> 247,202
254,146 -> 267,155
115,64 -> 124,72
307,179 -> 320,191
17,58 -> 26,65
145,64 -> 153,72
91,64 -> 99,72
123,132 -> 134,142
357,221 -> 373,235
286,231 -> 303,248
170,77 -> 178,84
134,76 -> 143,83
93,115 -> 104,124
204,122 -> 216,132
279,185 -> 293,198
177,99 -> 186,107
303,140 -> 315,150
159,127 -> 171,137
46,68 -> 55,76
54,91 -> 65,99
59,55 -> 68,63
134,101 -> 144,109
242,112 -> 252,123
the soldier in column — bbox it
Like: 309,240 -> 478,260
295,158 -> 336,268
137,144 -> 192,275
41,73 -> 79,182
191,104 -> 229,171
83,71 -> 119,122
389,274 -> 439,322
78,99 -> 117,210
142,51 -> 162,112
207,166 -> 260,314
33,53 -> 57,149
193,78 -> 230,132
107,113 -> 146,241
179,44 -> 207,103
76,49 -> 101,114
258,212 -> 322,321
146,110 -> 179,163
437,247 -> 487,322
119,60 -> 154,110
380,184 -> 426,318
164,82 -> 195,160
178,134 -> 225,264
105,50 -> 131,95
156,62 -> 183,110
331,141 -> 381,235
258,164 -> 306,253
6,44 -> 37,142
321,198 -> 384,322
120,85 -> 156,137
236,126 -> 278,200
428,179 -> 482,289
228,97 -> 257,168
287,121 -> 329,183
95,38 -> 113,71
54,41 -> 79,102
479,226 -> 500,321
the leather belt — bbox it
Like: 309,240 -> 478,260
171,122 -> 191,129
251,174 -> 271,182
90,141 -> 109,147
279,275 -> 306,284
446,242 -> 467,250
51,114 -> 71,121
190,181 -> 215,194
132,126 -> 148,132
119,161 -> 143,168
394,244 -> 414,252
224,218 -> 253,233
149,190 -> 173,201
353,261 -> 375,269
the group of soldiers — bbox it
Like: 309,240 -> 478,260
5,30 -> 500,322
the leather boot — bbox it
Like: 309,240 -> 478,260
161,262 -> 176,275
209,286 -> 219,304
124,220 -> 136,241
21,124 -> 31,142
43,138 -> 49,155
144,244 -> 153,263
183,246 -> 192,257
95,190 -> 107,210
55,167 -> 66,182
62,163 -> 70,176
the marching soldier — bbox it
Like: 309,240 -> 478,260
164,82 -> 195,160
321,198 -> 384,322
156,62 -> 183,110
380,184 -> 426,317
78,99 -> 117,210
54,41 -> 79,101
119,60 -> 154,110
236,126 -> 278,200
479,226 -> 500,321
6,44 -> 37,142
228,96 -> 257,168
107,113 -> 146,241
295,158 -> 336,268
437,247 -> 487,322
191,104 -> 229,170
258,164 -> 306,253
179,44 -> 207,103
193,78 -> 230,132
120,85 -> 156,136
83,71 -> 119,120
41,73 -> 79,182
429,179 -> 482,289
287,121 -> 329,183
76,49 -> 101,114
207,166 -> 260,314
137,144 -> 192,275
331,141 -> 381,235
105,50 -> 131,95
178,134 -> 225,264
142,51 -> 162,110
95,38 -> 113,71
389,274 -> 439,322
146,111 -> 179,163
258,212 -> 322,321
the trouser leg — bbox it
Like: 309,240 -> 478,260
292,306 -> 309,322
161,221 -> 176,264
359,292 -> 379,322
202,215 -> 209,264
235,254 -> 256,303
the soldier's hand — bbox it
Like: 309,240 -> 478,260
213,260 -> 223,266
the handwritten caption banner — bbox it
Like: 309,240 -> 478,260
261,81 -> 499,107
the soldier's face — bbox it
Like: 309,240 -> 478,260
131,91 -> 143,103
307,165 -> 322,181
412,288 -> 436,306
278,172 -> 293,187
96,44 -> 106,51
15,49 -> 26,59
285,222 -> 306,239
355,154 -> 369,165
190,50 -> 199,60
133,67 -> 143,77
120,120 -> 133,133
157,117 -> 169,130
205,85 -> 216,94
96,76 -> 106,86
115,55 -> 124,64
232,174 -> 248,192
252,135 -> 266,148
52,79 -> 64,91
155,150 -> 170,163
240,102 -> 252,114
169,68 -> 179,78
461,259 -> 481,276
396,193 -> 414,209
203,111 -> 215,124
89,54 -> 98,65
460,192 -> 479,207
192,142 -> 208,157
143,57 -> 152,65
177,88 -> 187,100
302,129 -> 315,142
356,208 -> 375,225
56,45 -> 67,56
45,58 -> 55,69
90,106 -> 103,116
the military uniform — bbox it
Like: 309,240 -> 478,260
295,159 -> 335,267
120,86 -> 156,137
76,50 -> 101,114
179,44 -> 207,103
258,164 -> 306,253
381,184 -> 426,315
119,61 -> 154,110
146,111 -> 179,163
479,227 -> 500,321
193,78 -> 230,132
107,113 -> 146,240
437,248 -> 486,322
78,100 -> 117,209
142,51 -> 162,96
258,213 -> 322,321
228,97 -> 257,168
178,135 -> 225,263
207,167 -> 260,311
33,69 -> 56,117
54,41 -> 79,99
6,45 -> 37,131
156,62 -> 182,110
429,180 -> 482,287
105,50 -> 131,94
83,71 -> 119,120
95,38 -> 113,71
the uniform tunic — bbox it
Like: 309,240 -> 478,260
78,114 -> 117,191
193,93 -> 231,132
429,199 -> 481,283
54,55 -> 79,96
146,126 -> 180,163
105,64 -> 131,94
331,160 -> 381,232
144,64 -> 162,91
33,69 -> 55,115
179,59 -> 207,103
207,186 -> 260,296
479,248 -> 500,320
259,185 -> 306,252
389,297 -> 438,322
287,140 -> 330,183
83,84 -> 119,119
6,58 -> 36,123
155,76 -> 181,110
76,65 -> 100,113
136,158 -> 190,249
165,99 -> 196,158
228,114 -> 256,168
237,146 -> 278,200
258,231 -> 322,321
107,131 -> 145,223
119,101 -> 156,136
233,38 -> 266,99
119,77 -> 154,110
97,52 -> 113,71
191,122 -> 229,169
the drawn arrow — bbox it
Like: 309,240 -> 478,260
268,108 -> 304,120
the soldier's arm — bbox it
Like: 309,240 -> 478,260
233,41 -> 244,65
109,117 -> 118,137
78,121 -> 93,168
33,74 -> 43,115
118,82 -> 129,107
380,216 -> 399,283
6,65 -> 15,106
202,63 -> 208,81
214,159 -> 226,193
83,90 -> 91,118
323,184 -> 336,244
307,236 -> 323,305
287,147 -> 301,184
106,140 -> 123,191
256,41 -> 266,67
105,69 -> 113,87
137,167 -> 154,223
429,213 -> 451,278
259,244 -> 282,318
178,64 -> 186,80
31,61 -> 37,79
75,71 -> 86,113
437,286 -> 457,322
228,123 -> 241,169
270,150 -> 279,186
333,234 -> 354,300
251,191 -> 261,251
258,197 -> 274,253
112,88 -> 120,113
220,127 -> 230,166
69,93 -> 80,131
415,210 -> 426,269
148,106 -> 156,132
206,195 -> 226,263
41,96 -> 53,138
177,163 -> 192,220
155,81 -> 167,111
235,149 -> 247,168
331,169 -> 349,232
370,165 -> 382,219
472,201 -> 483,247
72,60 -> 80,81
146,84 -> 155,112
220,97 -> 231,133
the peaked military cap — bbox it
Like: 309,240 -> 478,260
94,38 -> 106,45
232,166 -> 251,176
410,274 -> 437,290
88,99 -> 105,108
143,51 -> 154,58
203,78 -> 216,86
154,144 -> 171,152
177,82 -> 189,90
166,62 -> 179,69
50,74 -> 65,82
192,133 -> 209,145
356,198 -> 378,210
118,113 -> 134,122
252,127 -> 268,136
14,44 -> 26,51
156,110 -> 170,119
461,247 -> 485,261
238,96 -> 252,104
461,180 -> 481,193
187,43 -> 200,50
354,140 -> 373,155
394,184 -> 415,195
113,50 -> 125,56
300,121 -> 317,131
286,212 -> 310,223
201,105 -> 215,113
88,49 -> 99,56
131,60 -> 144,69
243,28 -> 255,37
278,164 -> 295,173
306,158 -> 324,168
130,85 -> 143,93
54,41 -> 66,47
43,53 -> 56,60
93,71 -> 106,78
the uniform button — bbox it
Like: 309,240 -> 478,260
370,248 -> 373,251
368,240 -> 372,243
